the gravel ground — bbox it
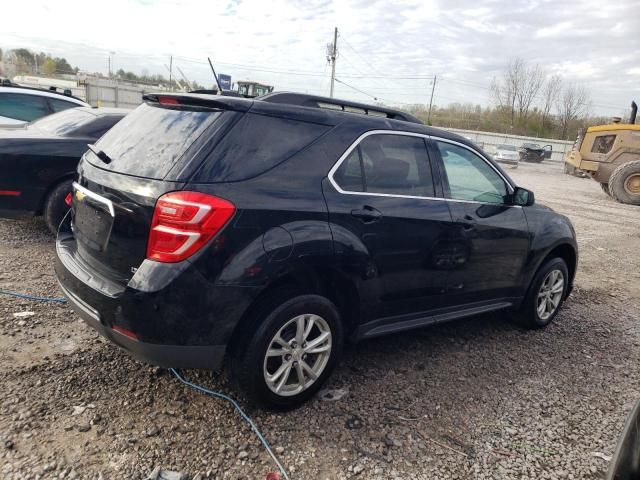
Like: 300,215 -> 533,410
1,161 -> 640,480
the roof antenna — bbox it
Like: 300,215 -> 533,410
207,57 -> 223,94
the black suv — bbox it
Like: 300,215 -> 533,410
55,92 -> 577,409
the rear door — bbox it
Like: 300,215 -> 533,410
323,131 -> 453,321
430,138 -> 530,304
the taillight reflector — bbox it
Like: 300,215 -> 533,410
147,191 -> 235,263
64,192 -> 72,206
0,190 -> 21,196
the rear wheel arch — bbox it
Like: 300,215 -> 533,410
226,265 -> 361,358
37,174 -> 74,215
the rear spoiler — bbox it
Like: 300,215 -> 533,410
142,93 -> 252,112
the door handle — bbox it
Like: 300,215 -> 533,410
462,214 -> 476,231
351,205 -> 382,223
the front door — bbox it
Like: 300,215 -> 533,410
431,139 -> 530,305
323,132 -> 453,321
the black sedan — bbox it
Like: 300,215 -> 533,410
0,107 -> 127,232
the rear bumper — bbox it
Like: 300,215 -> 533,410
59,280 -> 225,369
55,228 -> 260,370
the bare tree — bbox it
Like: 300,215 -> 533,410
492,58 -> 544,126
557,83 -> 590,139
541,74 -> 562,130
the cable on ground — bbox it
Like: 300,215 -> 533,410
170,368 -> 290,480
0,289 -> 67,303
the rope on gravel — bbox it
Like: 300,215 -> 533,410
0,289 -> 67,303
170,368 -> 290,480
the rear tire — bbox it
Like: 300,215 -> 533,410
230,294 -> 343,410
43,179 -> 73,235
600,183 -> 611,197
609,161 -> 640,205
516,257 -> 569,329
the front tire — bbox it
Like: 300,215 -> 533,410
231,294 -> 343,410
43,179 -> 73,234
609,161 -> 640,205
516,257 -> 569,329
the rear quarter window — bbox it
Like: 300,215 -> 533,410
192,113 -> 330,182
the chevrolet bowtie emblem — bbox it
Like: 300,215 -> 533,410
75,190 -> 85,202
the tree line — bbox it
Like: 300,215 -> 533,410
405,58 -> 607,141
0,47 -> 203,90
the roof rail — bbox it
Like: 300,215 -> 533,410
258,92 -> 422,124
1,82 -> 85,102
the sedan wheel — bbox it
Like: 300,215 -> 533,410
263,314 -> 332,396
536,269 -> 565,321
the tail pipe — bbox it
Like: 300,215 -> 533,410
631,101 -> 637,125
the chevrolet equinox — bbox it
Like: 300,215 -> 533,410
55,92 -> 578,409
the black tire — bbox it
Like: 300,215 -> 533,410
608,160 -> 640,205
43,179 -> 73,234
516,257 -> 569,329
230,293 -> 344,410
600,183 -> 611,197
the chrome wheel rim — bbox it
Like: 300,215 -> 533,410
537,269 -> 565,321
263,314 -> 332,397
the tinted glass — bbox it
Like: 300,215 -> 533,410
48,97 -> 79,113
437,141 -> 508,204
194,113 -> 330,182
0,93 -> 48,121
333,148 -> 364,192
361,134 -> 434,197
31,108 -> 95,135
89,103 -> 220,179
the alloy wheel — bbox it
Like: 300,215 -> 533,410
263,314 -> 332,397
537,269 -> 565,321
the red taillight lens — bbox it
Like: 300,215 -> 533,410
147,191 -> 235,263
64,192 -> 72,206
158,96 -> 179,105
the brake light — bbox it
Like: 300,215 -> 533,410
158,96 -> 179,105
147,191 -> 235,263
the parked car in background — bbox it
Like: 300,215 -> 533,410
55,92 -> 577,409
0,107 -> 127,233
493,144 -> 519,168
0,84 -> 89,125
519,143 -> 552,163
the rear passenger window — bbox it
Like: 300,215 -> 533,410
0,93 -> 48,122
48,97 -> 78,113
194,114 -> 330,182
333,134 -> 435,197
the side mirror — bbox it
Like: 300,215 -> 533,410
607,400 -> 640,480
512,187 -> 535,206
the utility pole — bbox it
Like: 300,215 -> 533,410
329,27 -> 338,98
169,55 -> 173,91
107,56 -> 111,77
427,75 -> 437,125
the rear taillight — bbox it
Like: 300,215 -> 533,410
147,191 -> 235,263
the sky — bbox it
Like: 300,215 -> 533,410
1,0 -> 638,117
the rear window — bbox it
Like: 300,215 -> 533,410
88,103 -> 220,179
32,108 -> 95,135
192,113 -> 330,182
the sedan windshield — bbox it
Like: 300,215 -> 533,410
30,108 -> 95,136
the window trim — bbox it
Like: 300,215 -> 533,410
327,130 -> 516,205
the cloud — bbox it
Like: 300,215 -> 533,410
0,0 -> 638,114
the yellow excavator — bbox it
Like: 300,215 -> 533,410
564,101 -> 640,205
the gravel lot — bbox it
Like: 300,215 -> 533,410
2,161 -> 640,480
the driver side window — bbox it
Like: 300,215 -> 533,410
436,141 -> 508,204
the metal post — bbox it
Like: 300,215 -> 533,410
169,56 -> 173,91
427,75 -> 437,125
329,27 -> 338,98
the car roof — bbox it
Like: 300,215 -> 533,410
0,85 -> 89,106
142,91 -> 476,149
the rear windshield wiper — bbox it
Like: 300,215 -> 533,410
87,144 -> 113,164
